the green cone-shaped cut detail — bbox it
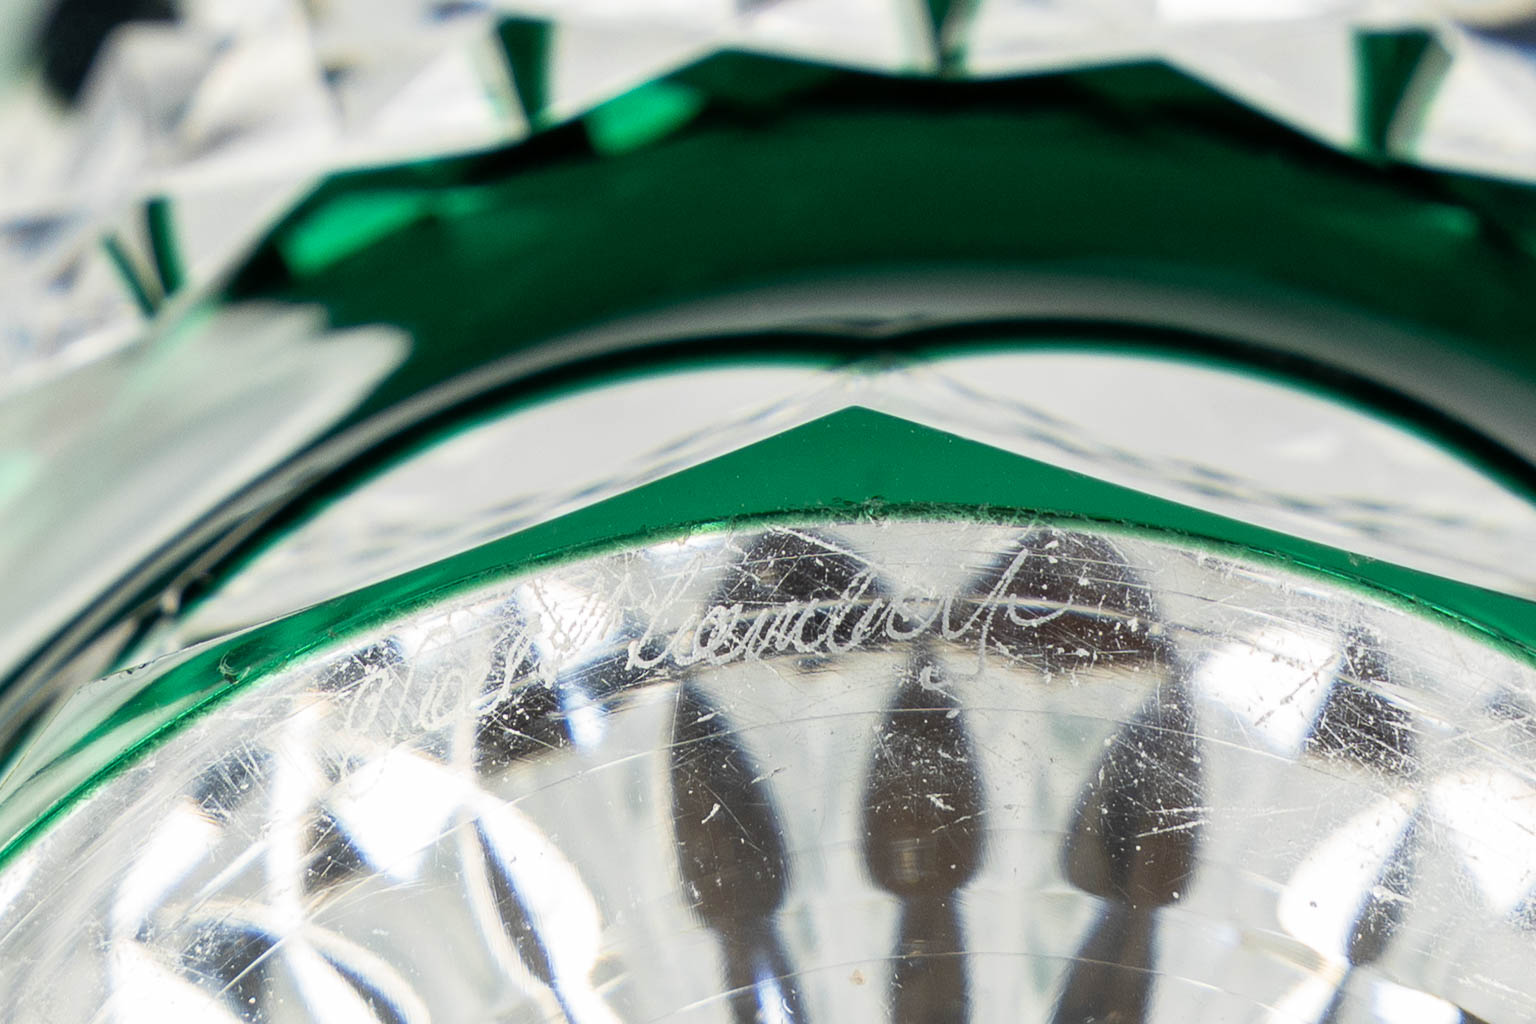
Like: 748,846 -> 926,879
926,0 -> 971,71
100,234 -> 156,317
497,17 -> 553,127
145,196 -> 183,298
1356,29 -> 1443,159
926,0 -> 952,55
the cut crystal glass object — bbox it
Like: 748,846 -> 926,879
4,522 -> 1534,1022
4,2 -> 1536,1023
8,0 -> 1536,378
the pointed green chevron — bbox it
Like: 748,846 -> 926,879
68,404 -> 1536,728
4,403 -> 1533,873
926,0 -> 970,71
498,17 -> 552,127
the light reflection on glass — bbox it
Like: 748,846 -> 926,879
326,750 -> 457,882
1277,791 -> 1417,963
1430,768 -> 1536,917
1,522 -> 1534,1021
1371,977 -> 1466,1024
1199,626 -> 1339,755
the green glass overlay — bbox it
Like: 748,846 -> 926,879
3,407 -> 1533,875
1355,30 -> 1442,160
229,56 -> 1536,457
8,48 -> 1536,889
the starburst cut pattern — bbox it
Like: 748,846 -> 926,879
2,0 -> 1535,379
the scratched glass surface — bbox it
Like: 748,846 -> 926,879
1,521 -> 1531,1023
122,351 -> 1536,665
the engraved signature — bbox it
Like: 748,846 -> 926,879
623,544 -> 1081,671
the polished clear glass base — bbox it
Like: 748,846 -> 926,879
1,520 -> 1527,1022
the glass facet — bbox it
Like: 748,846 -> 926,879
4,3 -> 1536,1023
3,521 -> 1533,1023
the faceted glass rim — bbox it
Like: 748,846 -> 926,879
7,1 -> 1536,386
7,515 -> 1531,1021
6,0 -> 1536,890
3,404 -> 1533,879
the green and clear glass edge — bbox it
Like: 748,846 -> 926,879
2,405 -> 1532,873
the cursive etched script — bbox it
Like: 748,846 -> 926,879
625,545 -> 1106,671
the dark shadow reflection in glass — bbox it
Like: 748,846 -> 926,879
1307,629 -> 1416,779
862,650 -> 984,1024
713,528 -> 888,658
1058,680 -> 1201,1024
965,529 -> 1167,677
1316,812 -> 1423,1024
669,681 -> 805,1023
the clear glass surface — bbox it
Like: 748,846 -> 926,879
1,521 -> 1530,1022
5,4 -> 1536,1022
123,350 -> 1536,664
